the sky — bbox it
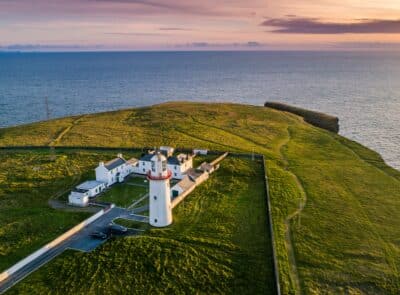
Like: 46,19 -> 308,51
1,0 -> 400,50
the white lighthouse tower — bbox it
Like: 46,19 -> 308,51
147,152 -> 173,227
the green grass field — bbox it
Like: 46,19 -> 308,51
7,157 -> 275,294
1,102 -> 400,294
0,149 -> 140,273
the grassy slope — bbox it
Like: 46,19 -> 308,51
286,125 -> 400,293
1,102 -> 399,294
8,157 -> 274,294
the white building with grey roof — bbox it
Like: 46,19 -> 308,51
68,180 -> 106,207
95,153 -> 132,186
133,150 -> 194,180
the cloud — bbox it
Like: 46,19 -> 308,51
92,0 -> 200,13
104,32 -> 163,36
261,17 -> 400,34
89,0 -> 234,16
0,0 -> 255,18
159,27 -> 192,31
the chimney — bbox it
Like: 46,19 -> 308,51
99,162 -> 104,167
117,153 -> 123,158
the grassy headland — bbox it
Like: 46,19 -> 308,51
1,102 -> 400,294
7,157 -> 274,294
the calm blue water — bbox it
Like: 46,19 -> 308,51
0,51 -> 399,169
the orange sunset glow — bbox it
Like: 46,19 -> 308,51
1,0 -> 400,50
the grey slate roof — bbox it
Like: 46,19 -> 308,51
167,156 -> 181,165
104,157 -> 126,170
199,162 -> 214,172
72,188 -> 89,193
77,180 -> 105,190
140,153 -> 190,166
168,153 -> 190,165
175,176 -> 195,191
186,168 -> 204,180
139,154 -> 154,162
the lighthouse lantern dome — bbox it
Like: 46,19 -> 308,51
150,152 -> 169,178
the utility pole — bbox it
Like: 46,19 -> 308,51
45,96 -> 51,121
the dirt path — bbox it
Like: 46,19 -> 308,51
278,127 -> 307,295
190,113 -> 308,293
127,193 -> 149,210
49,115 -> 87,146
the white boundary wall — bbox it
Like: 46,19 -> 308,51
171,183 -> 196,209
0,204 -> 114,283
171,155 -> 225,209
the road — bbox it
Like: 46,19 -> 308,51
0,206 -> 148,294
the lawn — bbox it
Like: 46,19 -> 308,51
1,102 -> 400,294
96,181 -> 148,208
7,157 -> 275,294
126,176 -> 148,186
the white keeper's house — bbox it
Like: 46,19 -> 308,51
133,148 -> 194,179
95,153 -> 136,186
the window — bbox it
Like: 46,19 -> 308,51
174,165 -> 177,170
151,161 -> 156,172
154,219 -> 158,223
154,196 -> 157,200
162,160 -> 167,171
143,168 -> 145,172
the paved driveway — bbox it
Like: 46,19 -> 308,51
0,206 -> 148,294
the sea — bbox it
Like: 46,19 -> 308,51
0,51 -> 399,170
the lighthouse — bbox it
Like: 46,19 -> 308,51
147,152 -> 173,227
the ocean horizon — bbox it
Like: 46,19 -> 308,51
0,51 -> 399,169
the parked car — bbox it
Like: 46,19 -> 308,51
90,231 -> 108,239
109,223 -> 128,234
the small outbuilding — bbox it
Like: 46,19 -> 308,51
76,180 -> 106,197
193,149 -> 208,155
68,180 -> 106,207
171,176 -> 196,198
198,162 -> 215,174
68,189 -> 90,207
186,168 -> 209,184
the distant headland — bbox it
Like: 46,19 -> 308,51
264,101 -> 339,133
